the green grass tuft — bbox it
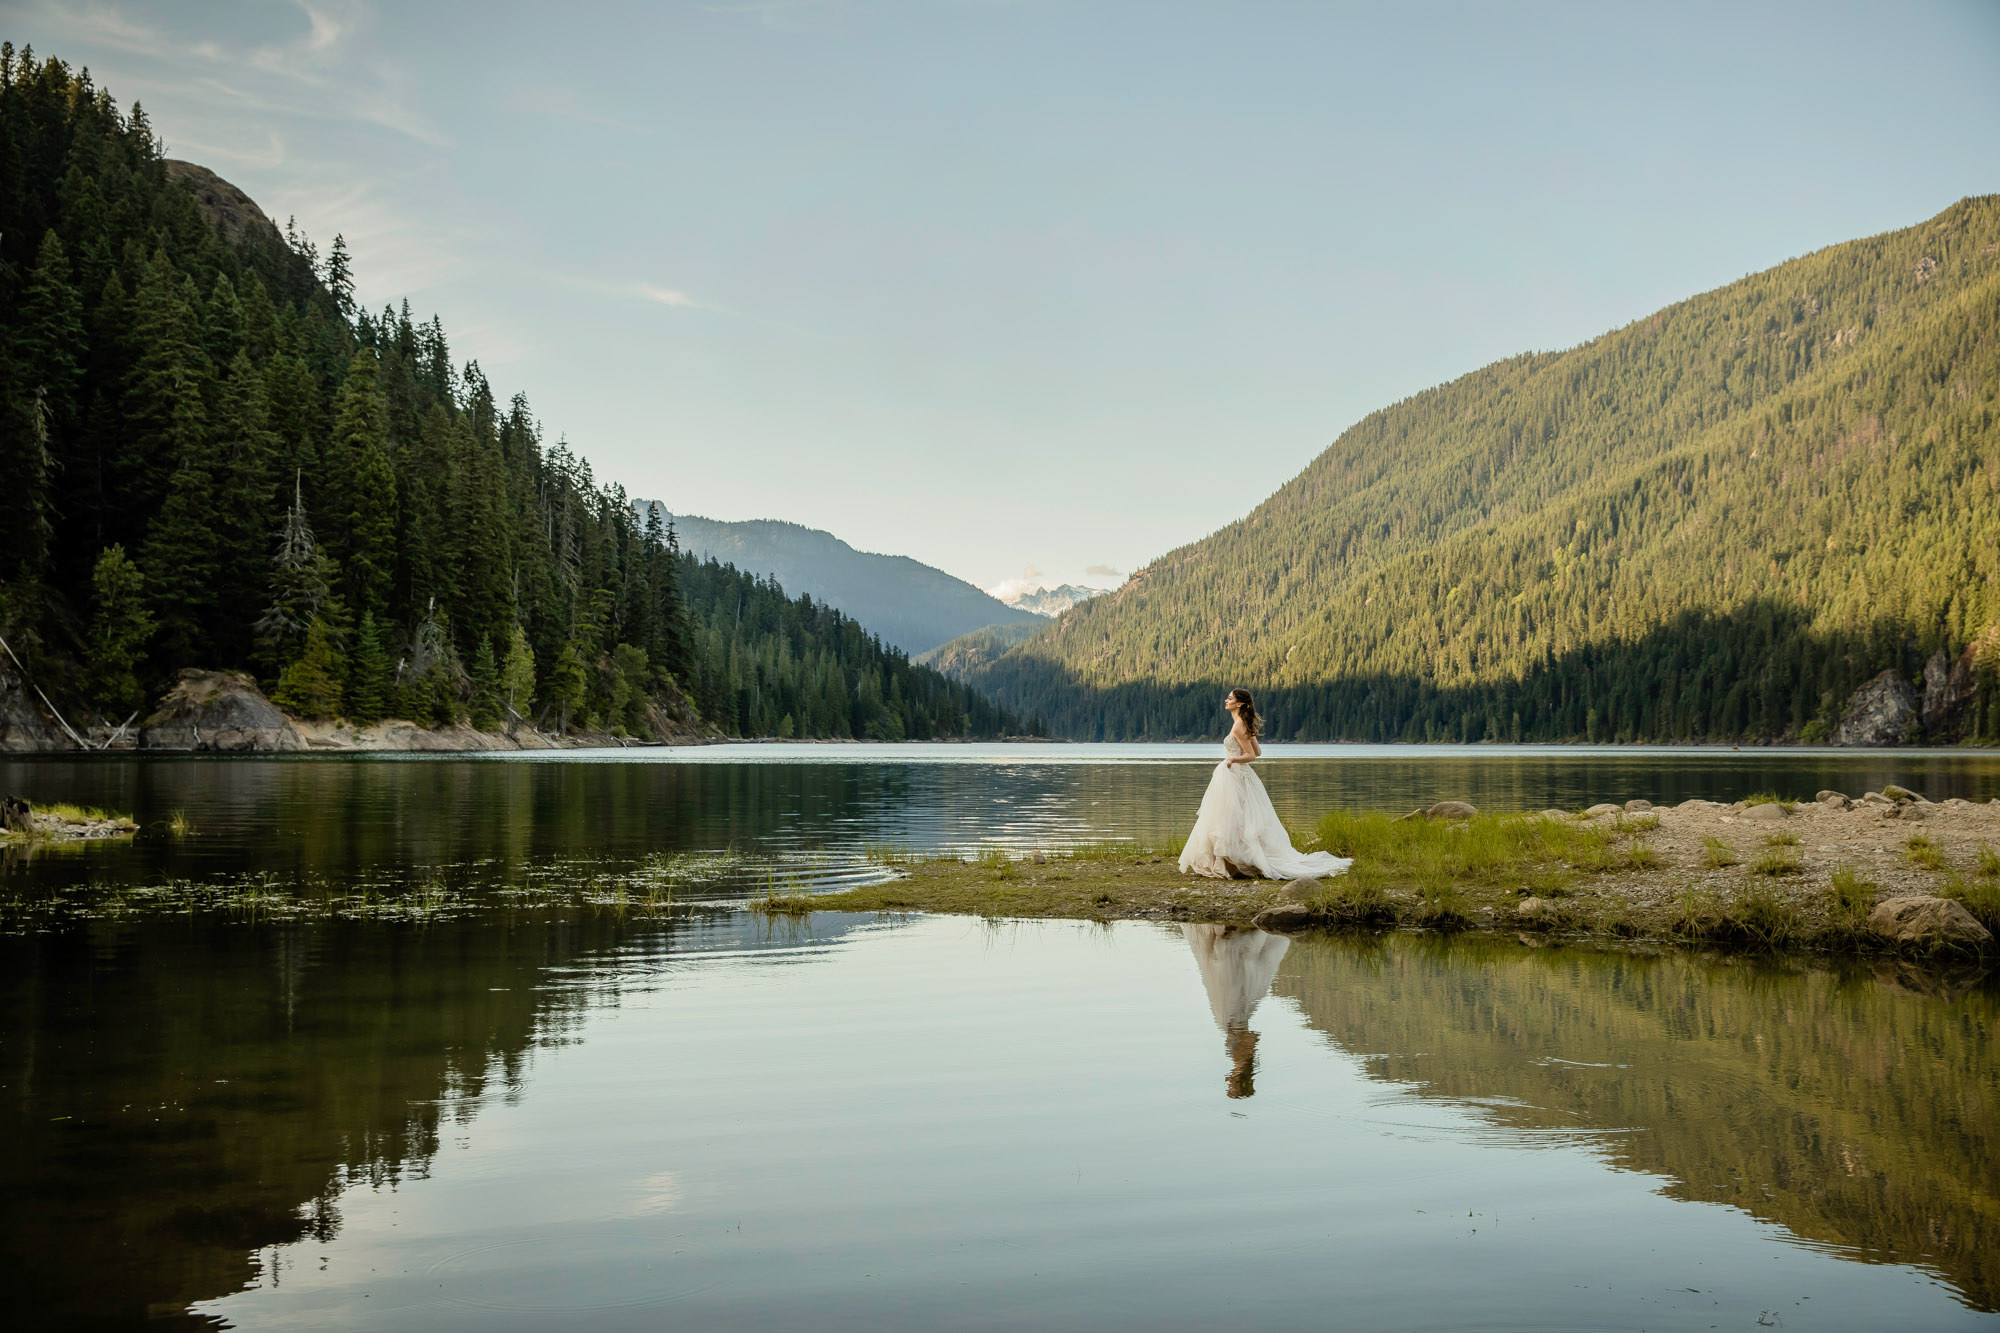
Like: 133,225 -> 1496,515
1742,791 -> 1799,812
1940,873 -> 2000,935
1903,834 -> 1947,871
1745,846 -> 1802,877
1702,837 -> 1739,869
1827,865 -> 1877,930
1672,884 -> 1802,946
1763,830 -> 1801,847
1976,843 -> 2000,878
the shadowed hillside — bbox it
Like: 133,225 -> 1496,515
968,197 -> 2000,742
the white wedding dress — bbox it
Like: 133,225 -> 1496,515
1179,733 -> 1353,880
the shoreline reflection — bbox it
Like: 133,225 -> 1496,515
1181,924 -> 1289,1098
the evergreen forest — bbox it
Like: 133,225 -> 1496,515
0,47 -> 1017,744
963,194 -> 2000,744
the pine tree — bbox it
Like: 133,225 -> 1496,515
346,611 -> 391,724
270,621 -> 342,719
85,544 -> 153,715
500,624 -> 536,722
468,635 -> 501,731
548,636 -> 587,731
141,426 -> 221,667
255,476 -> 338,669
207,351 -> 277,665
117,253 -> 209,537
324,234 -> 355,319
0,382 -> 53,582
325,349 -> 396,625
19,230 -> 84,415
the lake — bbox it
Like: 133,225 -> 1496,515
2,744 -> 1997,1328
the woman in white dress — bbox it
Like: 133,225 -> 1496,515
1179,688 -> 1353,881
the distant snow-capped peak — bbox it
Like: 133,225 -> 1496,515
998,583 -> 1106,617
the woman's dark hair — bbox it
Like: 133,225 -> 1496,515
1228,688 -> 1260,738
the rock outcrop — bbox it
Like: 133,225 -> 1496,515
0,658 -> 74,752
1832,669 -> 1918,746
1920,647 -> 1978,743
140,671 -> 307,752
165,160 -> 283,246
1866,896 -> 1993,950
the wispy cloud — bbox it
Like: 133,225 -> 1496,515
1085,563 -> 1123,577
638,283 -> 725,312
23,0 -> 449,148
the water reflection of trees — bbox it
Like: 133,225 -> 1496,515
0,910 -> 832,1327
1274,937 -> 2000,1310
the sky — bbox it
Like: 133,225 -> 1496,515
8,1 -> 2000,599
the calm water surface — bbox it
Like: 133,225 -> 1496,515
7,742 -> 2000,896
2,745 -> 1997,1328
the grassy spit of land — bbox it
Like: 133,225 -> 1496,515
0,801 -> 140,845
755,793 -> 2000,955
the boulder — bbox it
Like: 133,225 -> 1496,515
1880,784 -> 1921,803
0,658 -> 73,752
1582,803 -> 1621,819
1424,801 -> 1478,821
1278,877 -> 1322,902
1920,646 -> 1978,743
1861,791 -> 1895,807
1253,902 -> 1319,932
1831,669 -> 1918,746
1741,802 -> 1788,821
1539,809 -> 1570,820
1623,799 -> 1653,813
1515,896 -> 1545,917
141,670 -> 307,753
1867,896 -> 1993,950
1814,790 -> 1848,806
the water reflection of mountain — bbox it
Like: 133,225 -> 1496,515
1273,937 -> 2000,1310
0,910 -> 876,1328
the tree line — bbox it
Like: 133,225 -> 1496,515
0,46 -> 1017,742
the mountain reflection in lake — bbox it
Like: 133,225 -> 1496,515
2,912 -> 1992,1330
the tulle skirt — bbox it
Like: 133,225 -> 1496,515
1179,761 -> 1353,881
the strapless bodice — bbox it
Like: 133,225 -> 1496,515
1223,733 -> 1245,758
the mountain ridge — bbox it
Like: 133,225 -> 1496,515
634,502 -> 1038,657
963,195 -> 2000,743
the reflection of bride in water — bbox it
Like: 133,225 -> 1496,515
1181,925 -> 1289,1098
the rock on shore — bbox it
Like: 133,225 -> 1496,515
142,670 -> 307,752
1,658 -> 71,752
1868,896 -> 1993,949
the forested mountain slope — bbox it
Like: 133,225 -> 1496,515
967,195 -> 2000,743
634,503 -> 1038,656
0,46 -> 1015,744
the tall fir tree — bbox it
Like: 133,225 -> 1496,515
325,348 -> 396,626
85,544 -> 153,716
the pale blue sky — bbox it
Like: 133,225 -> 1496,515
11,1 -> 2000,595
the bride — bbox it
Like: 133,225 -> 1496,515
1179,689 -> 1353,881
